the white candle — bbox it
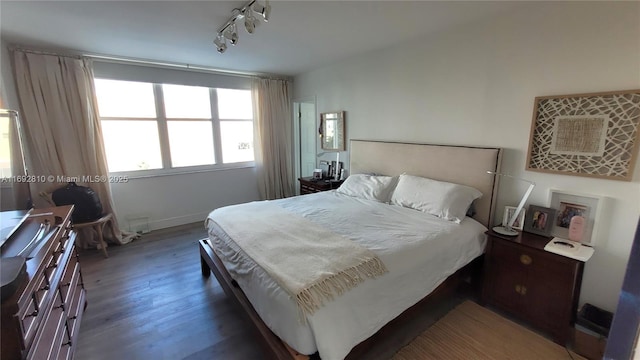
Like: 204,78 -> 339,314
336,152 -> 340,165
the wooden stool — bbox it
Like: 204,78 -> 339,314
74,213 -> 114,258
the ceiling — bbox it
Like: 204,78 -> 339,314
0,1 -> 523,77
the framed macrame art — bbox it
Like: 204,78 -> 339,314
526,89 -> 640,181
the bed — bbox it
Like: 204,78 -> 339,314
199,140 -> 503,360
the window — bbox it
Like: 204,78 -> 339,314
217,89 -> 254,163
94,79 -> 254,174
95,79 -> 162,172
0,115 -> 11,177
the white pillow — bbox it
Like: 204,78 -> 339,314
390,174 -> 482,223
336,174 -> 397,203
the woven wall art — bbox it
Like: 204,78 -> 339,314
526,90 -> 640,181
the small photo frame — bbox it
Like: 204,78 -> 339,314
549,190 -> 603,246
523,205 -> 556,237
502,206 -> 525,230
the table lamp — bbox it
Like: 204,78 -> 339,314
487,171 -> 535,236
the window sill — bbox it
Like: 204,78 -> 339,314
109,162 -> 255,180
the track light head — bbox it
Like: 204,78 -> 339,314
244,8 -> 257,34
253,0 -> 271,22
223,22 -> 239,45
214,34 -> 227,53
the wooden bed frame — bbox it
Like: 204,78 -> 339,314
199,140 -> 503,359
199,239 -> 483,359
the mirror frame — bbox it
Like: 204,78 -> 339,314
319,111 -> 345,151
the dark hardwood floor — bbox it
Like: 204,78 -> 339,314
75,222 -> 467,360
75,223 -> 265,360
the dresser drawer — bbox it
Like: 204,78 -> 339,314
65,281 -> 86,350
58,340 -> 74,360
59,224 -> 73,244
26,293 -> 67,360
19,274 -> 51,347
51,235 -> 66,256
61,261 -> 80,305
44,242 -> 68,284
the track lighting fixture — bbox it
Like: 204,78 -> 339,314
213,0 -> 270,54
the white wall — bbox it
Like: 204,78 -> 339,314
293,2 -> 640,313
110,167 -> 259,231
0,40 -> 18,109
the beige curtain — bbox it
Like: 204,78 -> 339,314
12,48 -> 134,248
252,78 -> 294,199
7,109 -> 31,209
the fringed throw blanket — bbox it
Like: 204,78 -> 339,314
208,201 -> 388,320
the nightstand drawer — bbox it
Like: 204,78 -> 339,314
300,183 -> 321,194
298,177 -> 343,194
489,239 -> 536,265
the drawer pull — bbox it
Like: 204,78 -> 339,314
47,262 -> 58,269
27,292 -> 41,315
69,315 -> 78,320
520,254 -> 532,265
514,284 -> 528,295
39,284 -> 50,291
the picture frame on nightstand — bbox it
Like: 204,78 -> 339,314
549,190 -> 603,247
523,205 -> 556,237
502,206 -> 525,231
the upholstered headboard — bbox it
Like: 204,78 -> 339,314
350,140 -> 503,228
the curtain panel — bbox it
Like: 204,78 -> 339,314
7,110 -> 30,209
12,49 -> 134,248
252,78 -> 294,200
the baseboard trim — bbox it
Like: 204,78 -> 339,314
148,212 -> 210,231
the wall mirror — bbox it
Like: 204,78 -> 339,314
319,111 -> 345,151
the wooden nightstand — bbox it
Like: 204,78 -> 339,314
298,177 -> 344,195
481,230 -> 584,345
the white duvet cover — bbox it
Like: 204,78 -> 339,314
206,191 -> 487,360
